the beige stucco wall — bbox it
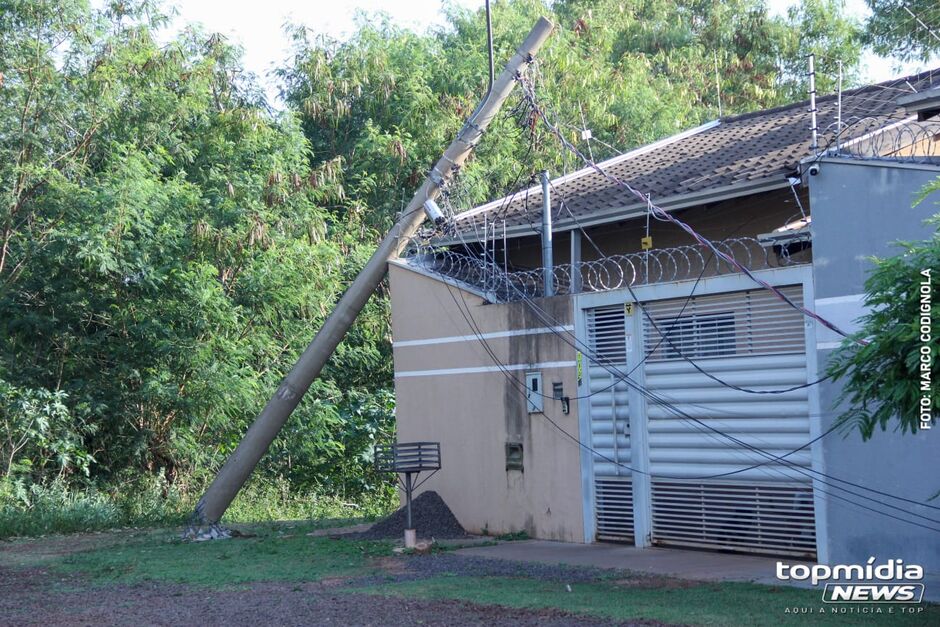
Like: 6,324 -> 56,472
389,263 -> 585,542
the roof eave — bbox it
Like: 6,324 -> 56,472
451,119 -> 722,223
438,175 -> 793,245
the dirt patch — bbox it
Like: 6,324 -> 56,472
374,556 -> 412,575
0,566 -> 666,626
354,491 -> 469,540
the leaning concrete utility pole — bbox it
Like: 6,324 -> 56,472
189,17 -> 555,531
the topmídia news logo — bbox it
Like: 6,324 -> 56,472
777,558 -> 925,604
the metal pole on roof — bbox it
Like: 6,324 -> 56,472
186,17 -> 556,534
808,54 -> 818,151
570,228 -> 582,294
541,170 -> 554,297
836,60 -> 843,152
483,212 -> 489,290
502,220 -> 507,278
492,219 -> 497,289
713,51 -> 722,118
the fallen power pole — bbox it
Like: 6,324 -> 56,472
188,17 -> 555,535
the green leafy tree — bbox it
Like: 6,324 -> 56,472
555,0 -> 861,111
827,180 -> 940,439
865,0 -> 940,61
0,0 -> 393,496
0,0 -> 867,508
280,0 -> 862,229
0,378 -> 93,478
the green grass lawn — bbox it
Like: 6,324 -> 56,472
6,521 -> 392,586
360,575 -> 940,627
63,534 -> 392,586
5,525 -> 936,626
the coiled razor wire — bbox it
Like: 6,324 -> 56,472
402,236 -> 801,303
826,116 -> 940,162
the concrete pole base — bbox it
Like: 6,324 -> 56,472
181,523 -> 232,542
404,529 -> 417,548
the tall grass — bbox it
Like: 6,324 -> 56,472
0,475 -> 395,539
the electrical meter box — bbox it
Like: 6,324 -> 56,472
525,371 -> 543,413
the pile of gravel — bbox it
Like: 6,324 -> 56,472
355,491 -> 469,540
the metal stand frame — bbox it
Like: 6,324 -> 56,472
375,442 -> 441,547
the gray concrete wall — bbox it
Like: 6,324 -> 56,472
808,158 -> 940,572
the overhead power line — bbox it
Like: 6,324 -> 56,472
436,261 -> 940,533
512,71 -> 863,345
438,190 -> 940,519
548,178 -> 832,397
412,80 -> 940,535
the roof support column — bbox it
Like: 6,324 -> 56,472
541,170 -> 554,297
570,227 -> 582,294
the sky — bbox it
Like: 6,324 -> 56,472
152,0 -> 939,104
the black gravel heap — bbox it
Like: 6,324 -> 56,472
355,491 -> 469,540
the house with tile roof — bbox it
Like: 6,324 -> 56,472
387,68 -> 940,571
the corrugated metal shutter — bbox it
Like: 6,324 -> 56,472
650,480 -> 816,556
641,286 -> 817,558
595,478 -> 634,541
586,305 -> 633,542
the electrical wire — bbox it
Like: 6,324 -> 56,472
549,178 -> 833,396
442,187 -> 940,511
491,287 -> 940,526
416,79 -> 940,531
509,288 -> 940,518
494,200 -> 940,514
513,72 -> 863,345
436,267 -> 940,532
443,190 -> 940,518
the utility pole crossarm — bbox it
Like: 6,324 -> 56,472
189,17 -> 555,531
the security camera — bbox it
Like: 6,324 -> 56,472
807,163 -> 820,176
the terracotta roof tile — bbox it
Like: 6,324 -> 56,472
455,68 -> 940,234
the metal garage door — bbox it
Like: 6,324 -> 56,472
640,286 -> 817,558
586,304 -> 633,542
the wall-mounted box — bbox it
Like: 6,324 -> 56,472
525,371 -> 542,413
505,442 -> 524,471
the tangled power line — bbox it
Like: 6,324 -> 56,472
511,71 -> 860,343
401,65 -> 940,536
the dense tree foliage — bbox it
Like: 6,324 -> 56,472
865,0 -> 940,61
280,0 -> 862,228
0,0 -> 393,497
1,0 -> 867,507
